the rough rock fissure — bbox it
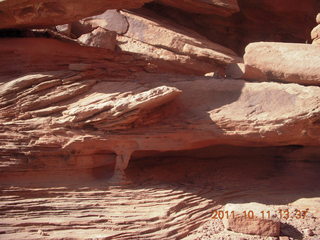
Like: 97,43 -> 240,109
115,152 -> 131,171
110,152 -> 132,184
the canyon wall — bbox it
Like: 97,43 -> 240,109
0,0 -> 319,239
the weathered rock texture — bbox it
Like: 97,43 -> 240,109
0,0 -> 151,29
1,1 -> 320,240
144,0 -> 320,54
77,27 -> 117,51
157,0 -> 240,16
0,38 -> 148,76
72,10 -> 241,75
1,146 -> 320,239
1,38 -> 320,176
243,42 -> 320,86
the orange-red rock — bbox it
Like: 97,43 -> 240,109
0,38 -> 149,76
0,0 -> 151,29
157,0 -> 240,16
223,203 -> 280,237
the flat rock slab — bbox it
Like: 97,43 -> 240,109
76,10 -> 241,75
243,42 -> 320,86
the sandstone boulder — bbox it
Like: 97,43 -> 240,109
243,42 -> 320,86
156,0 -> 240,16
222,203 -> 280,237
0,0 -> 151,29
78,27 -> 117,50
80,10 -> 129,35
312,39 -> 320,46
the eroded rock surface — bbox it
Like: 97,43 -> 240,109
0,0 -> 151,29
1,1 -> 320,239
1,46 -> 320,175
1,146 -> 320,239
243,42 -> 320,86
144,0 -> 320,54
77,27 -> 117,51
0,39 -> 320,176
72,10 -> 241,75
157,0 -> 240,16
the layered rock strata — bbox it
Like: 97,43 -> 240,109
0,0 -> 151,29
1,38 -> 320,177
1,1 -> 320,239
63,10 -> 242,75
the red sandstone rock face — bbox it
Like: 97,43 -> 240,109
0,38 -> 150,76
1,39 -> 320,177
1,1 -> 320,240
0,0 -> 151,29
157,0 -> 240,16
